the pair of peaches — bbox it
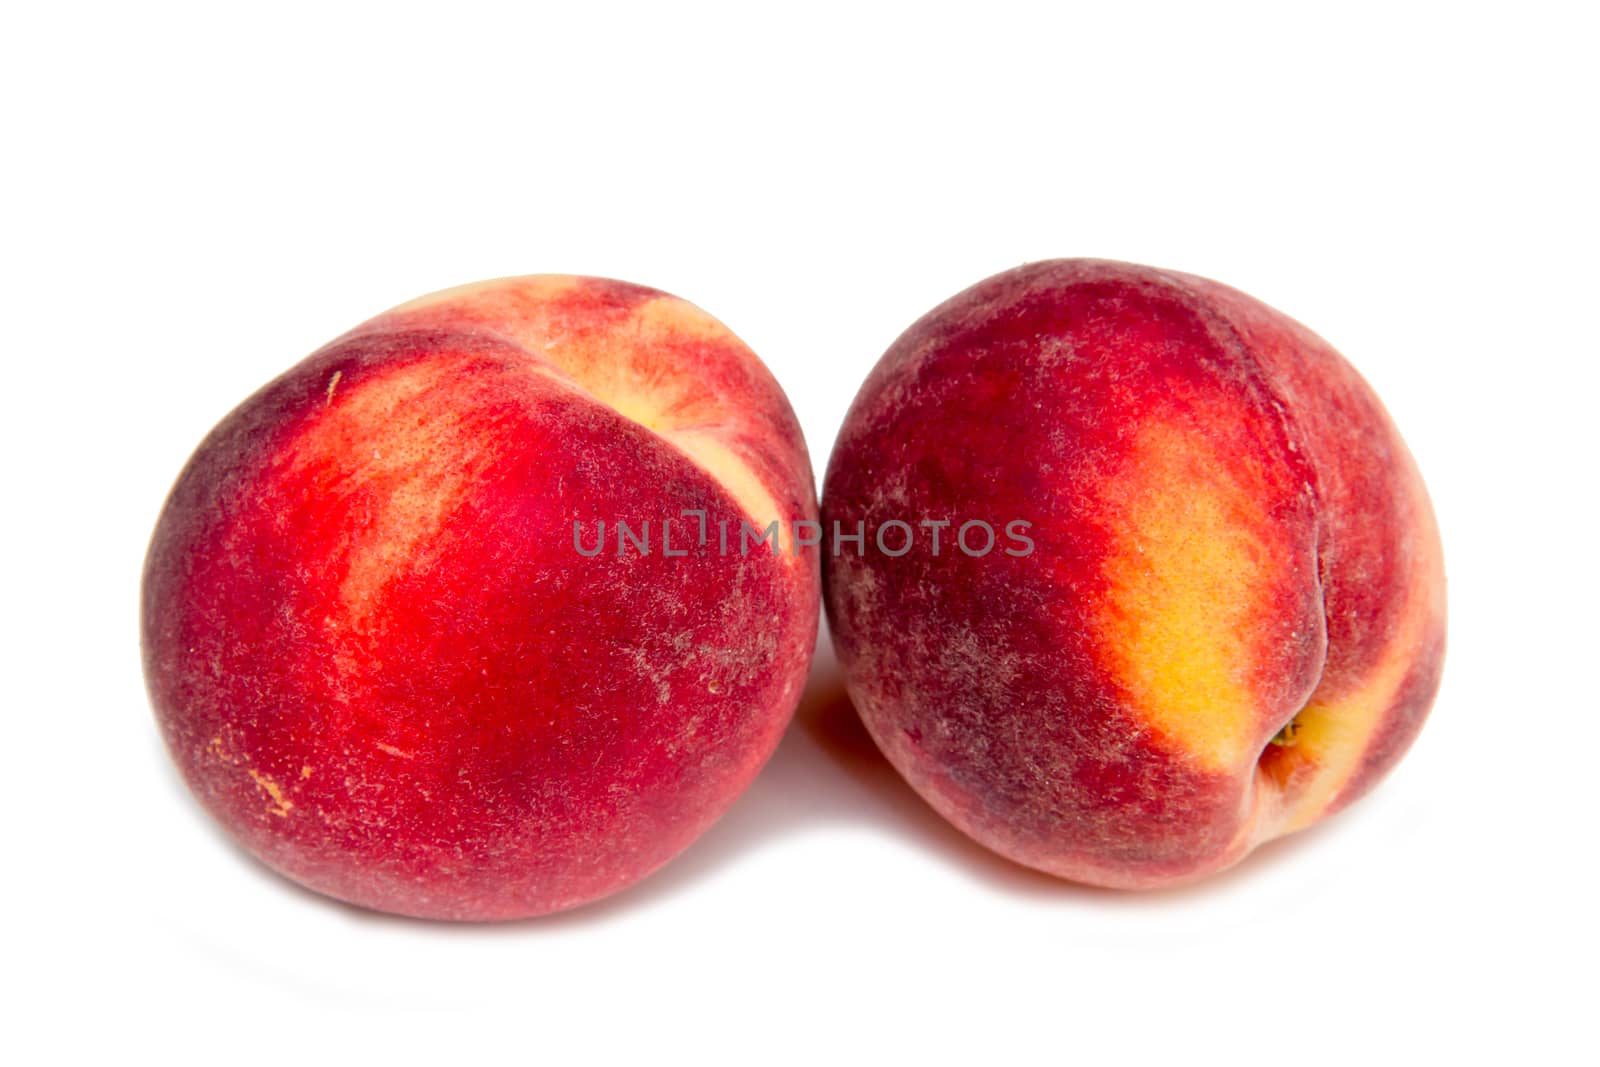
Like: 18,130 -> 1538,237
142,261 -> 1445,919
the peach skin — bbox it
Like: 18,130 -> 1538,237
822,259 -> 1445,889
142,275 -> 820,919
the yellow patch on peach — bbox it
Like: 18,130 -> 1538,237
1092,417 -> 1277,772
633,293 -> 722,331
669,429 -> 789,554
247,769 -> 293,817
542,314 -> 724,434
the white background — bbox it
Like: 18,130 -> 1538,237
5,2 -> 1596,1063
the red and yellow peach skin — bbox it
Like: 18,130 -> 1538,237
822,259 -> 1445,888
142,275 -> 819,919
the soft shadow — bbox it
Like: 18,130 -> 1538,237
150,635 -> 1351,932
554,642 -> 1072,927
582,636 -> 1357,918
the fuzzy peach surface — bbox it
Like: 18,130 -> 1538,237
823,259 -> 1446,889
142,276 -> 820,919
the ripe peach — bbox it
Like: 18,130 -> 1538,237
823,259 -> 1445,889
142,275 -> 819,919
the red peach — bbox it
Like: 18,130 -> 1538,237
143,275 -> 819,919
822,259 -> 1445,889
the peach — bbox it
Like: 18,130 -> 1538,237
822,259 -> 1445,888
142,275 -> 819,919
